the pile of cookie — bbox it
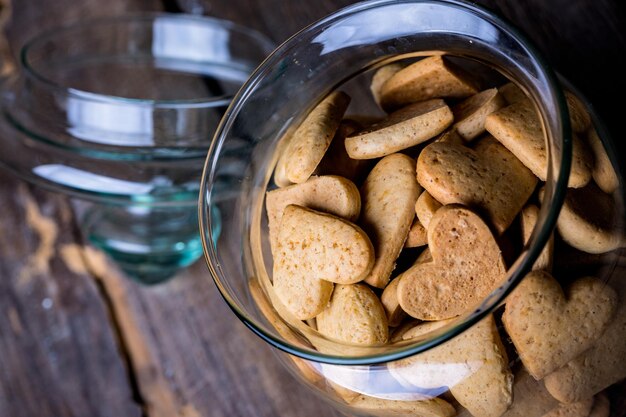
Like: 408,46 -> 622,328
262,55 -> 624,417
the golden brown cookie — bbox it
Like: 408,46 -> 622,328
397,205 -> 507,320
273,137 -> 295,187
317,283 -> 388,345
565,91 -> 592,134
390,319 -> 421,343
379,55 -> 478,111
503,271 -> 617,380
265,175 -> 361,254
552,183 -> 623,254
370,63 -> 405,106
415,191 -> 443,230
345,99 -> 453,159
381,277 -> 406,327
390,315 -> 512,417
350,394 -> 456,417
499,82 -> 528,105
273,205 -> 375,319
359,154 -> 421,288
495,368 -> 559,417
435,128 -> 466,145
416,247 -> 433,263
417,137 -> 537,234
521,205 -> 554,272
452,88 -> 506,141
276,91 -> 351,184
588,393 -> 610,417
544,270 -> 626,403
542,397 -> 593,417
496,84 -> 591,137
404,218 -> 428,248
249,280 -> 324,384
314,120 -> 372,182
390,250 -> 434,329
485,100 -> 593,188
587,128 -> 619,194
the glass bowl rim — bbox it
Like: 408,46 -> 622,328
199,0 -> 572,365
19,12 -> 277,108
0,12 -> 277,203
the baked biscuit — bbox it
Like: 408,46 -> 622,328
417,137 -> 537,234
273,205 -> 374,319
544,270 -> 626,403
379,55 -> 478,111
266,175 -> 361,254
452,88 -> 505,141
397,205 -> 507,320
359,154 -> 421,288
485,100 -> 592,188
277,91 -> 350,184
317,283 -> 388,345
346,99 -> 453,159
503,271 -> 617,380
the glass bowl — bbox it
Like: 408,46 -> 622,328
0,13 -> 275,283
200,0 -> 625,414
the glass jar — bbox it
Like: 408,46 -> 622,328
200,0 -> 624,414
0,14 -> 275,283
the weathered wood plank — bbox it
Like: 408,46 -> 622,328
1,0 -> 625,416
5,0 -> 163,55
1,1 -> 163,417
0,170 -> 142,417
77,249 -> 341,417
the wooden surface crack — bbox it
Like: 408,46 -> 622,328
17,185 -> 58,287
64,244 -> 180,417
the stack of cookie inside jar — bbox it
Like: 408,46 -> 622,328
257,55 -> 625,417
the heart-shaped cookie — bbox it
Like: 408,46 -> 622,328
390,315 -> 512,417
265,175 -> 361,255
317,283 -> 388,345
502,271 -> 617,380
417,137 -> 537,234
549,182 -> 624,254
543,271 -> 626,403
369,63 -> 405,106
273,205 -> 375,320
381,277 -> 406,327
397,205 -> 507,320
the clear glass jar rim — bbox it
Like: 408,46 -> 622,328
200,0 -> 572,365
20,13 -> 277,108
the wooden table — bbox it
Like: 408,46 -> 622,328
0,1 -> 624,416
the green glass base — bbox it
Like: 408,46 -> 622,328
83,204 -> 221,285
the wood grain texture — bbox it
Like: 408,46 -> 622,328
0,171 -> 141,417
5,0 -> 163,55
1,0 -> 625,416
78,250 -> 341,417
